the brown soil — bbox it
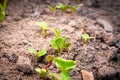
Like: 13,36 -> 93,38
0,0 -> 120,80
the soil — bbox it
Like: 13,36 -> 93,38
0,0 -> 120,80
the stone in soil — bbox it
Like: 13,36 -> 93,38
68,20 -> 77,27
96,18 -> 113,32
81,70 -> 94,80
16,56 -> 34,74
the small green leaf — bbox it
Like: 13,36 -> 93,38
55,57 -> 76,72
82,33 -> 90,44
56,3 -> 69,11
54,28 -> 63,38
37,49 -> 47,57
48,6 -> 56,13
55,37 -> 65,50
50,38 -> 58,50
82,33 -> 90,39
35,68 -> 47,77
36,21 -> 47,28
28,48 -> 37,54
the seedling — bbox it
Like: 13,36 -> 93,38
28,48 -> 47,59
50,57 -> 76,80
50,37 -> 71,54
36,21 -> 49,38
48,6 -> 57,16
51,37 -> 65,54
68,4 -> 83,15
81,33 -> 95,44
53,28 -> 63,38
35,68 -> 47,78
0,0 -> 7,22
56,3 -> 69,12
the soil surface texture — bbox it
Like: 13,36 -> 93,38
0,0 -> 120,80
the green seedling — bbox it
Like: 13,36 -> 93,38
56,3 -> 69,12
35,68 -> 47,78
50,57 -> 76,80
0,0 -> 7,22
36,22 -> 49,38
28,48 -> 47,59
48,6 -> 57,16
68,4 -> 83,14
81,33 -> 95,44
53,28 -> 63,38
50,37 -> 71,54
51,37 -> 65,54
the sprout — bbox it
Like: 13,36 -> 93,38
48,6 -> 57,16
82,33 -> 95,44
36,21 -> 49,38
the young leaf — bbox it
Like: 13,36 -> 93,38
61,71 -> 72,80
53,28 -> 63,38
36,21 -> 49,38
37,49 -> 47,57
81,33 -> 95,44
35,68 -> 47,77
56,3 -> 69,12
50,38 -> 58,50
51,37 -> 66,54
28,48 -> 37,54
36,21 -> 47,28
55,57 -> 76,72
82,33 -> 90,44
48,6 -> 56,15
46,55 -> 55,63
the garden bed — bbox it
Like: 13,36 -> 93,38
0,0 -> 120,80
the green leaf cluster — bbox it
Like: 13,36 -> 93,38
49,3 -> 83,15
56,3 -> 69,12
50,57 -> 76,80
50,37 -> 71,54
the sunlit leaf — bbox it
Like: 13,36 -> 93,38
55,57 -> 76,72
28,48 -> 37,54
37,49 -> 47,57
